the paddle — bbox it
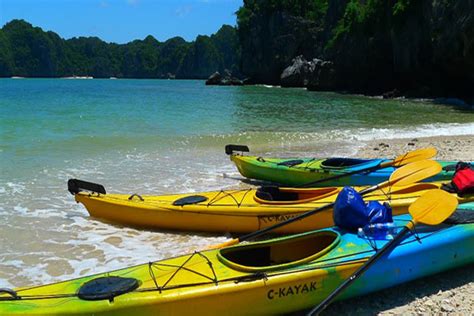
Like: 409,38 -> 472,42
307,189 -> 458,315
299,147 -> 437,187
206,160 -> 442,250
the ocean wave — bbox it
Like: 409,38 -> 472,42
347,122 -> 474,141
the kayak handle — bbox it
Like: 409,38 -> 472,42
0,288 -> 20,300
225,144 -> 250,155
128,193 -> 144,201
68,179 -> 106,195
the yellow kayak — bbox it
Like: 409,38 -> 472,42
69,179 -> 474,233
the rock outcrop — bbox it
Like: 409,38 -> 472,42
306,59 -> 336,91
280,56 -> 336,90
205,70 -> 243,86
205,72 -> 222,85
280,56 -> 313,87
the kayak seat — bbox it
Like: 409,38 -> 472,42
256,186 -> 298,202
442,163 -> 457,172
173,195 -> 208,206
218,231 -> 339,272
277,159 -> 304,167
321,158 -> 372,168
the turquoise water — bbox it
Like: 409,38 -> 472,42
1,78 -> 473,288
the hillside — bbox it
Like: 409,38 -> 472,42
0,19 -> 240,79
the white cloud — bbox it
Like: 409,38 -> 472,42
175,5 -> 192,17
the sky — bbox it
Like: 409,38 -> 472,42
0,0 -> 242,43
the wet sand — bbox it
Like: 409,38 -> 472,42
323,134 -> 474,315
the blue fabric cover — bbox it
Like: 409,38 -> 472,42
333,186 -> 393,230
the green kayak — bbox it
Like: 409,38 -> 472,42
226,145 -> 464,187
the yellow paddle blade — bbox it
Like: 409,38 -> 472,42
388,160 -> 442,187
205,238 -> 239,250
391,147 -> 437,167
409,189 -> 458,225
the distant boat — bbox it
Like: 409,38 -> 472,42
11,76 -> 25,79
109,77 -> 117,79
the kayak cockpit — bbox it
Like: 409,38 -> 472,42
217,231 -> 340,272
321,158 -> 382,170
254,186 -> 339,204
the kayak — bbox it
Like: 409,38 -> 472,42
1,204 -> 472,315
69,179 -> 474,233
228,150 -> 463,187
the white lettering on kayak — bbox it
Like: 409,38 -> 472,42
267,281 -> 317,299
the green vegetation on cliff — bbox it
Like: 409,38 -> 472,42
236,0 -> 474,100
0,20 -> 239,79
237,0 -> 328,24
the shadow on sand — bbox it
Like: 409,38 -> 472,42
289,264 -> 474,315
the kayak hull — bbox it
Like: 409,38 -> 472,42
2,207 -> 473,315
74,182 -> 474,233
230,155 -> 461,187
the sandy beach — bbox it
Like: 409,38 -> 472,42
357,134 -> 473,161
322,134 -> 474,315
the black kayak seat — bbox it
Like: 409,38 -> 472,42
256,186 -> 299,201
173,195 -> 208,206
277,159 -> 305,167
321,158 -> 372,168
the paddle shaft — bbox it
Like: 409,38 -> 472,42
207,160 -> 440,250
237,182 -> 382,242
307,224 -> 413,316
297,147 -> 437,188
299,164 -> 386,188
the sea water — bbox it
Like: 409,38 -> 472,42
1,78 -> 473,288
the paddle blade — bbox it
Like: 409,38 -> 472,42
388,160 -> 442,187
205,238 -> 239,250
391,147 -> 437,167
409,189 -> 458,225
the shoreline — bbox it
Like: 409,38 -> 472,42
325,134 -> 473,315
355,134 -> 474,161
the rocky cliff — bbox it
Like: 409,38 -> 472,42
237,0 -> 474,102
